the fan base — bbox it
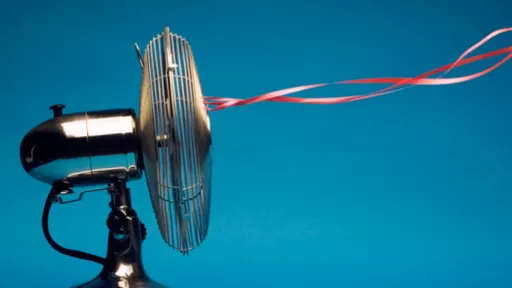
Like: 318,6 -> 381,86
72,181 -> 169,288
73,275 -> 167,288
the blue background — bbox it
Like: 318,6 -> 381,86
0,0 -> 511,287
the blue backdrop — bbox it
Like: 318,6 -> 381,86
0,0 -> 511,287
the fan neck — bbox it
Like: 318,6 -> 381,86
100,180 -> 149,282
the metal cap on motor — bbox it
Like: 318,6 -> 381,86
20,108 -> 142,186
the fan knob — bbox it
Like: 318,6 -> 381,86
140,222 -> 147,241
106,210 -> 126,235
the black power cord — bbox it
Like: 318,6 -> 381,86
42,182 -> 106,266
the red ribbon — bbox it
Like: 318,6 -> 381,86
205,27 -> 512,111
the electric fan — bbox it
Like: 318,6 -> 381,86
19,27 -> 212,287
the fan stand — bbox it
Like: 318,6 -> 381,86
46,180 -> 167,288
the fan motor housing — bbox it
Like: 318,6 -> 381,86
20,108 -> 143,187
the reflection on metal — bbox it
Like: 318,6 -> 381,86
139,27 -> 212,253
61,116 -> 135,138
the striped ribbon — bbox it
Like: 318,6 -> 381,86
204,27 -> 512,111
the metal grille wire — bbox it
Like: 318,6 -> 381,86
139,27 -> 212,254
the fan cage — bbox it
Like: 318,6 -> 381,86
140,28 -> 212,254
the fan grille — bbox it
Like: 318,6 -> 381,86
139,27 -> 212,253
